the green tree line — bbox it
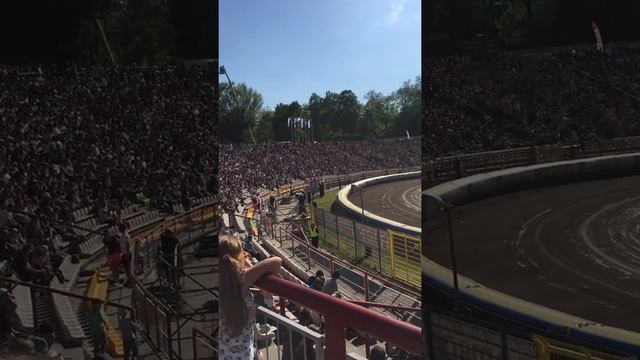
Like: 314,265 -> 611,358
219,77 -> 421,143
427,0 -> 640,54
0,0 -> 214,64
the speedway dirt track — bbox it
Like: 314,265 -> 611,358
348,178 -> 421,228
425,175 -> 640,333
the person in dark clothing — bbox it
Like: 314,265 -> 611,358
159,229 -> 179,286
307,270 -> 325,291
103,232 -> 122,283
297,192 -> 306,215
0,290 -> 13,345
370,344 -> 387,360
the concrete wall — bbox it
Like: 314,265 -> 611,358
336,171 -> 421,236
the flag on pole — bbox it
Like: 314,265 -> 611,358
406,130 -> 411,140
592,21 -> 604,53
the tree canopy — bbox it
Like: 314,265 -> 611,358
219,77 -> 421,143
0,0 -> 214,64
426,0 -> 640,54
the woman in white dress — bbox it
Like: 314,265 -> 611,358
219,234 -> 281,360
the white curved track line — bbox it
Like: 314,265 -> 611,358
373,183 -> 420,223
578,195 -> 640,278
401,185 -> 421,212
516,208 -> 552,247
533,203 -> 640,299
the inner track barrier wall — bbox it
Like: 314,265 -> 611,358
335,171 -> 421,236
424,137 -> 640,359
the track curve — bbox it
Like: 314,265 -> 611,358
348,178 -> 421,228
425,175 -> 640,333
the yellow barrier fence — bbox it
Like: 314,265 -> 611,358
532,334 -> 627,360
388,230 -> 421,287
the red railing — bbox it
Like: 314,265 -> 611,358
255,274 -> 421,359
262,214 -> 421,312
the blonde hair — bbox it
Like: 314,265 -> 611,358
219,234 -> 248,337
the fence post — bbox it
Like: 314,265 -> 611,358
192,329 -> 198,360
167,312 -> 174,360
324,316 -> 347,360
336,216 -> 340,250
353,221 -> 358,261
364,272 -> 369,302
377,230 -> 382,274
321,208 -> 326,243
155,305 -> 161,350
31,289 -> 38,333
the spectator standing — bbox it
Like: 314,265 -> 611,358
159,229 -> 179,287
118,223 -> 132,285
218,234 -> 282,360
309,222 -> 319,248
87,299 -> 106,359
103,231 -> 122,283
118,308 -> 137,360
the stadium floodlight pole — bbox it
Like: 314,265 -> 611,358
220,65 -> 256,144
219,65 -> 240,106
96,19 -> 118,69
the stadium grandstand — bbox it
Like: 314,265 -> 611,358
424,44 -> 640,158
219,139 -> 422,359
0,63 -> 216,359
424,39 -> 640,360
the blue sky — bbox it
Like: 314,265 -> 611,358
220,0 -> 420,109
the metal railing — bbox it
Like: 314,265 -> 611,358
130,201 -> 217,360
255,274 -> 421,359
424,136 -> 640,186
255,305 -> 325,360
261,213 -> 421,325
192,328 -> 217,360
310,167 -> 421,192
315,207 -> 392,278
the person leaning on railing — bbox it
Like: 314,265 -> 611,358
218,234 -> 282,360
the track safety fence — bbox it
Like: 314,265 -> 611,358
315,203 -> 421,288
260,212 -> 421,326
424,136 -> 640,187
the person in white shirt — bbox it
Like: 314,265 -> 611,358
118,223 -> 132,285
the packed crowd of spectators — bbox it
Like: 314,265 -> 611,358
219,139 -> 420,212
425,45 -> 640,158
0,64 -> 215,292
